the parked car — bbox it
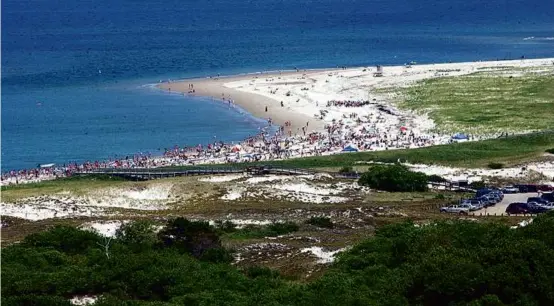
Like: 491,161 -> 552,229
538,185 -> 554,192
527,197 -> 550,205
461,199 -> 484,210
538,202 -> 554,210
501,186 -> 519,194
476,188 -> 495,198
478,194 -> 499,207
440,205 -> 470,214
487,193 -> 502,203
505,202 -> 549,215
541,192 -> 554,202
458,201 -> 480,211
514,184 -> 538,193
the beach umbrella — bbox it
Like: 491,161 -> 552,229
231,144 -> 242,153
451,133 -> 469,140
342,144 -> 359,152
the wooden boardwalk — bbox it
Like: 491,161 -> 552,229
74,166 -> 320,181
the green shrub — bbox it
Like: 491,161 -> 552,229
358,164 -> 429,192
338,166 -> 354,173
469,181 -> 487,189
487,162 -> 504,169
427,174 -> 447,183
115,220 -> 157,251
199,247 -> 234,263
267,222 -> 299,235
4,213 -> 554,305
546,148 -> 554,154
227,222 -> 299,239
213,220 -> 238,234
305,217 -> 334,229
244,266 -> 281,279
157,218 -> 221,257
434,194 -> 446,200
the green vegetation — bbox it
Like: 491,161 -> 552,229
4,214 -> 554,305
223,222 -> 300,240
469,181 -> 487,189
305,217 -> 335,229
0,175 -> 127,202
338,166 -> 354,173
546,148 -> 554,154
358,164 -> 429,192
400,72 -> 554,134
427,174 -> 447,183
487,162 -> 505,169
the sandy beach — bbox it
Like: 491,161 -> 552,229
4,58 -> 554,186
159,58 -> 554,137
158,70 -> 331,133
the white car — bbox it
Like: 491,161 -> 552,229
501,186 -> 519,194
461,199 -> 483,210
440,205 -> 470,214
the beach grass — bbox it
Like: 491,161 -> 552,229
398,70 -> 554,134
0,175 -> 127,202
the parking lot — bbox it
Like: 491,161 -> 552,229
471,193 -> 538,216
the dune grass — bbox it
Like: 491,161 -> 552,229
0,175 -> 127,202
399,71 -> 554,134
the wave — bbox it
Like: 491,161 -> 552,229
523,36 -> 554,41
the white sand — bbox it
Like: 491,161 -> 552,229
0,202 -> 108,221
70,296 -> 97,305
199,174 -> 246,183
404,161 -> 554,184
300,246 -> 348,264
1,184 -> 175,221
221,58 -> 554,138
119,184 -> 172,200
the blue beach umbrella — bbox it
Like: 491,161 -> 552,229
451,133 -> 469,140
342,144 -> 359,152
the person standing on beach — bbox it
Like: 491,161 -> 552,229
265,106 -> 268,112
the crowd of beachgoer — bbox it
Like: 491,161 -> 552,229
326,100 -> 371,107
2,97 -> 495,186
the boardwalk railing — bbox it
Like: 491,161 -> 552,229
74,166 -> 319,181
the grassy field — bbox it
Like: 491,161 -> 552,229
398,70 -> 554,134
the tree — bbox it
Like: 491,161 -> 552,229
115,220 -> 157,251
157,218 -> 221,258
358,164 -> 428,192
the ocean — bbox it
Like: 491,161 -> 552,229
2,0 -> 553,171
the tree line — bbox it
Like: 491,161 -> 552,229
3,213 -> 554,305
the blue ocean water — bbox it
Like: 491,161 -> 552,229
2,0 -> 553,171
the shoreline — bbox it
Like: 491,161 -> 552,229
158,57 -> 554,137
158,69 -> 334,134
3,57 -> 554,185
